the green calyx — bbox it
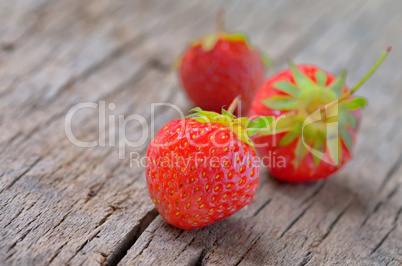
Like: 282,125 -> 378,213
189,32 -> 272,68
186,98 -> 273,148
193,32 -> 251,52
173,32 -> 258,69
262,48 -> 390,167
174,11 -> 273,68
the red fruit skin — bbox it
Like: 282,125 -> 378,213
178,39 -> 265,116
146,119 -> 259,229
249,65 -> 361,182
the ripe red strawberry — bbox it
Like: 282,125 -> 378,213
249,48 -> 391,182
177,14 -> 268,116
146,99 -> 272,229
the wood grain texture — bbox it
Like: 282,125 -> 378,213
0,0 -> 401,265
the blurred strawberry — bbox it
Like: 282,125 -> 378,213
177,12 -> 269,116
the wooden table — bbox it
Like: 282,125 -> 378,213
1,0 -> 401,265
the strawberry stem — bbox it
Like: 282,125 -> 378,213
338,46 -> 391,102
216,10 -> 224,32
227,96 -> 240,114
319,47 -> 391,114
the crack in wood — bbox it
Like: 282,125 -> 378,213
300,201 -> 353,264
369,199 -> 402,256
131,235 -> 154,262
1,42 -> 15,52
1,157 -> 42,193
370,225 -> 396,255
386,258 -> 395,266
378,153 -> 402,193
374,187 -> 399,213
104,208 -> 159,266
37,149 -> 88,188
3,208 -> 26,229
147,58 -> 170,72
4,250 -> 16,262
5,196 -> 86,264
1,151 -> 86,237
394,206 -> 402,225
299,251 -> 312,266
44,199 -> 82,234
279,202 -> 314,239
96,208 -> 116,228
253,198 -> 272,217
233,235 -> 262,266
361,185 -> 399,227
0,192 -> 21,213
188,247 -> 206,266
321,201 -> 352,243
172,236 -> 196,262
194,230 -> 218,264
47,241 -> 68,265
66,228 -> 102,263
174,230 -> 185,240
83,158 -> 127,204
0,131 -> 22,150
3,200 -> 37,229
6,212 -> 42,254
7,196 -> 105,263
299,181 -> 326,207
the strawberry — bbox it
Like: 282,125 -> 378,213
177,12 -> 269,116
249,48 -> 391,182
146,98 -> 272,229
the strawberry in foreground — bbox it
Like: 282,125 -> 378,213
249,48 -> 391,182
146,99 -> 272,229
177,12 -> 269,116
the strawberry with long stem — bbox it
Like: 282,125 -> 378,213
249,47 -> 391,182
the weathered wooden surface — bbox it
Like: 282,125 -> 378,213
0,0 -> 401,265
